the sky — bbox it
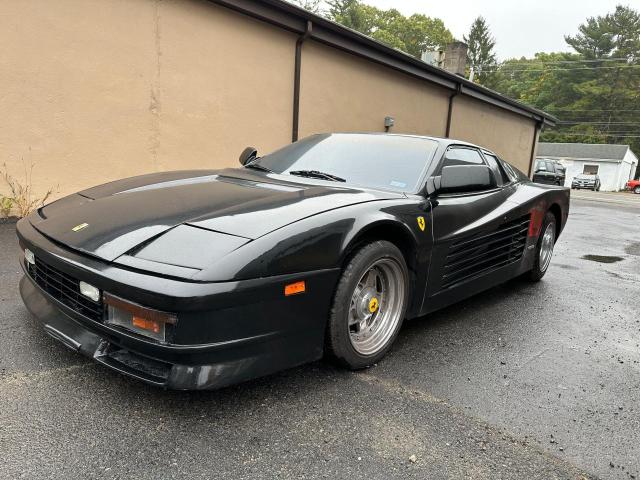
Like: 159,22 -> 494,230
360,0 -> 634,60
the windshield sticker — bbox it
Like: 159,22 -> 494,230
390,180 -> 407,188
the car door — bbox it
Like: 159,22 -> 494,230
421,146 -> 514,313
547,161 -> 563,185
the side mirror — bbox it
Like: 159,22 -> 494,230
239,147 -> 258,166
424,176 -> 441,196
439,165 -> 494,193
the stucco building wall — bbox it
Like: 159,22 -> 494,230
299,42 -> 451,138
0,0 -> 540,203
448,96 -> 536,173
0,0 -> 295,199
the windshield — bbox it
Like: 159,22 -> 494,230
577,174 -> 595,179
252,134 -> 439,192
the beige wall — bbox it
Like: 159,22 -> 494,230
299,41 -> 450,138
0,0 -> 294,200
0,0 -> 538,207
449,96 -> 536,173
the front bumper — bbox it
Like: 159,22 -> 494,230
17,219 -> 340,390
22,274 -> 334,389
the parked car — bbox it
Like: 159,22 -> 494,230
16,133 -> 570,390
571,174 -> 601,191
533,159 -> 566,186
627,179 -> 640,194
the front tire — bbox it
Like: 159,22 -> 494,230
634,186 -> 640,194
527,212 -> 556,282
325,241 -> 409,369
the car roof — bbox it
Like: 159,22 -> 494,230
323,132 -> 486,152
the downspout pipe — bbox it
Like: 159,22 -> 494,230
528,119 -> 544,178
445,83 -> 462,138
292,20 -> 312,143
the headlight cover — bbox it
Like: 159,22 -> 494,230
104,293 -> 177,343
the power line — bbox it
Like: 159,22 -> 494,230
481,65 -> 640,73
557,121 -> 640,125
473,57 -> 634,67
545,132 -> 640,137
545,109 -> 640,112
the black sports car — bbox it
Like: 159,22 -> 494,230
16,133 -> 569,390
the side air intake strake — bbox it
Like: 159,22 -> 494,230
441,215 -> 531,289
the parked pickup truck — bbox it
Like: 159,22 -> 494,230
627,179 -> 640,194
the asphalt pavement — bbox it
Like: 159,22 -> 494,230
1,192 -> 639,479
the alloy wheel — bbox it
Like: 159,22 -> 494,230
348,258 -> 406,356
539,222 -> 555,273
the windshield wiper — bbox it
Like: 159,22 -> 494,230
289,170 -> 346,182
244,162 -> 274,174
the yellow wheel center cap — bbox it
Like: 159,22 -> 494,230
368,297 -> 379,313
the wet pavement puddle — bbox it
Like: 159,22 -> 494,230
581,254 -> 624,264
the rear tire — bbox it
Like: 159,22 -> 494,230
325,241 -> 409,369
527,212 -> 556,282
634,186 -> 640,194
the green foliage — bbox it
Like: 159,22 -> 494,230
0,195 -> 13,218
291,0 -> 322,14
492,5 -> 640,163
308,2 -> 640,167
1,162 -> 56,218
464,17 -> 497,88
326,0 -> 452,58
565,5 -> 640,58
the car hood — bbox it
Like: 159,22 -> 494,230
30,169 -> 397,262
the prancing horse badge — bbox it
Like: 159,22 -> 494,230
417,216 -> 425,232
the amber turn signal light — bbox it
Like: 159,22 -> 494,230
103,292 -> 176,343
284,281 -> 306,296
132,316 -> 161,334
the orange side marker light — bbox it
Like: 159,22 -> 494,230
132,316 -> 161,333
285,281 -> 306,296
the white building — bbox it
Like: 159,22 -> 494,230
537,143 -> 638,192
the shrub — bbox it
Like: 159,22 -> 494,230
0,195 -> 13,218
1,162 -> 56,218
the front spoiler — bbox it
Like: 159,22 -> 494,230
20,275 -> 326,390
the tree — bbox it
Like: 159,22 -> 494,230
326,0 -> 375,34
493,5 -> 640,160
290,0 -> 322,14
464,17 -> 497,87
326,0 -> 453,58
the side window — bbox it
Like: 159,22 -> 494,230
439,147 -> 497,193
484,153 -> 509,185
442,147 -> 485,168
